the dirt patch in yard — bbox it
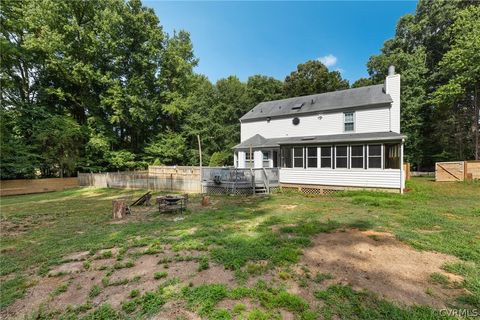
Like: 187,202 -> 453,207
2,275 -> 63,319
301,229 -> 465,308
1,244 -> 239,319
189,264 -> 236,287
151,300 -> 201,320
48,261 -> 85,276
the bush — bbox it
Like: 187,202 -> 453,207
209,151 -> 232,167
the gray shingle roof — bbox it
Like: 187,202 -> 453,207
240,84 -> 392,122
233,132 -> 406,149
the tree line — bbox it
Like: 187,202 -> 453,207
1,0 -> 478,179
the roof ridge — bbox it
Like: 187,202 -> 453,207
240,84 -> 391,121
256,84 -> 384,106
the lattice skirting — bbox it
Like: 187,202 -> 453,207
203,186 -> 254,195
280,184 -> 400,195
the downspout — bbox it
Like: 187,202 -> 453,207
400,139 -> 404,194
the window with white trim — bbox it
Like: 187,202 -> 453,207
262,151 -> 270,168
281,147 -> 292,168
320,146 -> 332,168
344,112 -> 355,132
384,144 -> 400,169
306,147 -> 318,168
246,151 -> 253,168
350,145 -> 364,169
335,146 -> 348,168
293,147 -> 304,168
368,145 -> 382,168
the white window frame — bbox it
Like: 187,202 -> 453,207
246,151 -> 254,168
367,144 -> 383,169
293,147 -> 304,168
384,143 -> 401,169
335,145 -> 349,169
262,151 -> 270,168
281,147 -> 293,168
350,145 -> 364,169
344,111 -> 355,132
320,146 -> 333,169
306,146 -> 318,168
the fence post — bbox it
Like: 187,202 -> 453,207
250,168 -> 255,195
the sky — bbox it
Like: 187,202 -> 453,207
145,1 -> 417,84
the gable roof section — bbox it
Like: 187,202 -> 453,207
240,84 -> 392,122
233,134 -> 280,149
233,132 -> 406,149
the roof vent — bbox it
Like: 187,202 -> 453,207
291,102 -> 304,110
311,99 -> 314,104
301,137 -> 315,141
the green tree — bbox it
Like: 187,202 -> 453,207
284,60 -> 349,97
0,110 -> 38,179
433,5 -> 480,160
365,1 -> 478,168
144,131 -> 187,165
208,151 -> 231,167
108,150 -> 138,171
351,78 -> 376,88
34,115 -> 82,177
245,75 -> 284,106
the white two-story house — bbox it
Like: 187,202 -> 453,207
233,66 -> 406,193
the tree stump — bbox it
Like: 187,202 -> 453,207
201,195 -> 210,206
112,200 -> 128,219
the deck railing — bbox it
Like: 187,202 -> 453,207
201,167 -> 279,194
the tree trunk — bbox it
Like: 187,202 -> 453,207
112,200 -> 128,219
475,83 -> 479,160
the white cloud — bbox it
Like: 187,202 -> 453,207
318,54 -> 337,67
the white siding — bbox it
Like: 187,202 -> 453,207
355,108 -> 390,133
238,151 -> 246,168
386,74 -> 400,133
241,107 -> 391,141
279,168 -> 401,189
254,150 -> 263,168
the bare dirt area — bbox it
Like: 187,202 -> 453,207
1,246 -> 236,319
1,228 -> 470,319
151,300 -> 201,320
301,229 -> 466,308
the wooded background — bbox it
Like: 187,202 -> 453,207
1,0 -> 479,179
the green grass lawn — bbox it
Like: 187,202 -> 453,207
1,177 -> 479,319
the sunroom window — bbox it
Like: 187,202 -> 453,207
385,144 -> 400,169
293,147 -> 304,168
281,147 -> 292,168
320,146 -> 332,168
368,145 -> 382,168
307,147 -> 318,168
351,145 -> 364,169
335,146 -> 348,168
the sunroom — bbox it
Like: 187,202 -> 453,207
233,132 -> 406,192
